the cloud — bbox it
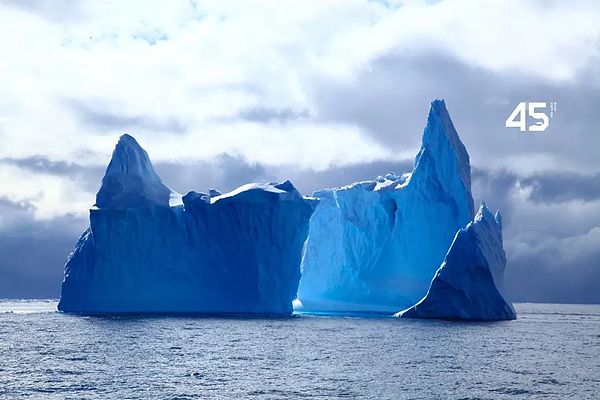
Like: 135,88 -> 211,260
309,52 -> 600,175
1,0 -> 599,172
0,219 -> 85,298
154,156 -> 270,195
347,0 -> 600,81
472,168 -> 600,236
235,107 -> 310,123
1,155 -> 97,176
505,227 -> 600,304
0,198 -> 86,298
0,162 -> 94,220
470,167 -> 600,303
520,173 -> 600,204
157,157 -> 413,198
66,98 -> 187,133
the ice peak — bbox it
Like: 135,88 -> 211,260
118,133 -> 137,143
412,99 -> 474,219
430,98 -> 447,115
105,134 -> 158,178
474,201 -> 503,235
421,99 -> 469,163
95,134 -> 175,209
475,201 -> 493,222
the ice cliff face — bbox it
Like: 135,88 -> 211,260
297,100 -> 475,313
58,135 -> 316,315
397,203 -> 516,321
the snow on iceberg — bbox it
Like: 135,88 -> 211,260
397,202 -> 516,321
297,99 -> 475,313
58,134 -> 316,315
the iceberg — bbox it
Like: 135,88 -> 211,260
58,134 -> 316,315
297,99 -> 475,313
397,202 -> 516,321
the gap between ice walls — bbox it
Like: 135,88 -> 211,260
58,99 -> 516,321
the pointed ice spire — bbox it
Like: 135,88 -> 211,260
95,134 -> 176,209
104,134 -> 160,178
416,99 -> 471,190
411,99 -> 474,220
474,201 -> 503,234
475,201 -> 494,223
473,201 -> 502,239
421,100 -> 470,162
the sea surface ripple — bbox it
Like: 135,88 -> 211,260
0,301 -> 599,399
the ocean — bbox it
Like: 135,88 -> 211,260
0,301 -> 598,399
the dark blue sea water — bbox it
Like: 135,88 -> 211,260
0,301 -> 598,399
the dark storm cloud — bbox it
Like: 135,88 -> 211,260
469,167 -> 600,303
471,167 -> 600,236
0,197 -> 87,237
0,205 -> 86,299
505,242 -> 600,304
0,225 -> 84,299
472,168 -> 600,211
520,173 -> 600,204
66,98 -> 187,133
471,168 -> 517,215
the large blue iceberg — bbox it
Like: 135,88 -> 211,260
297,100 -> 475,313
59,100 -> 515,321
397,202 -> 516,321
58,135 -> 316,315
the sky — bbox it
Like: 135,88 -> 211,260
0,0 -> 599,303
